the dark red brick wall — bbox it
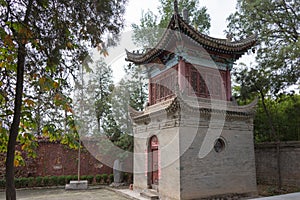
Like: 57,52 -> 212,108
33,141 -> 112,177
1,141 -> 113,178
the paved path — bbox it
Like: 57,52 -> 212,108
0,188 -> 131,200
1,188 -> 300,200
250,192 -> 300,200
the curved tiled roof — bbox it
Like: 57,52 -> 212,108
126,11 -> 257,65
129,96 -> 257,124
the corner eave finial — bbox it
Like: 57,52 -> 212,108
174,0 -> 179,15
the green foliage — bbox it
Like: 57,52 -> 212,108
228,0 -> 299,144
42,176 -> 50,186
66,175 -> 74,183
14,177 -> 35,188
131,10 -> 160,49
124,65 -> 148,112
232,56 -> 299,143
14,178 -> 24,188
132,0 -> 210,48
57,176 -> 67,185
109,64 -> 147,137
227,0 -> 299,94
86,175 -> 94,184
27,177 -> 34,187
77,59 -> 114,136
0,174 -> 113,188
80,175 -> 87,181
109,174 -> 114,183
102,174 -> 108,183
0,179 -> 5,189
80,175 -> 94,184
49,176 -> 59,186
123,173 -> 128,183
158,0 -> 210,31
95,174 -> 102,183
35,176 -> 43,187
254,94 -> 300,143
117,133 -> 134,150
71,175 -> 78,181
0,2 -> 128,193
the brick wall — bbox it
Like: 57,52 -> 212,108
0,140 -> 113,178
2,139 -> 300,189
255,141 -> 300,187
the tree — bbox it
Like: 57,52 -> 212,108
227,0 -> 299,189
232,63 -> 286,189
233,65 -> 279,142
0,0 -> 127,199
90,60 -> 114,133
131,0 -> 211,48
254,94 -> 300,142
104,64 -> 148,155
158,0 -> 210,31
124,64 -> 148,112
227,0 -> 299,93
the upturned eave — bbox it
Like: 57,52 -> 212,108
125,13 -> 257,65
129,96 -> 258,124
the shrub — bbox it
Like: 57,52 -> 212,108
123,173 -> 128,182
95,175 -> 102,183
102,174 -> 108,184
72,175 -> 78,181
15,177 -> 29,188
27,177 -> 34,187
86,175 -> 94,184
1,175 -> 98,188
49,176 -> 59,186
42,176 -> 50,186
14,178 -> 21,188
58,176 -> 66,185
35,176 -> 43,187
109,174 -> 114,183
20,178 -> 29,187
66,175 -> 73,183
0,179 -> 6,189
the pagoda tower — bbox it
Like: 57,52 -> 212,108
126,1 -> 258,199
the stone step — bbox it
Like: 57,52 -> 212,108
140,190 -> 159,200
151,184 -> 158,191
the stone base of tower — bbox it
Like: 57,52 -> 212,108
130,97 -> 258,200
179,121 -> 257,199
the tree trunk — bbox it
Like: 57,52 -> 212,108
260,91 -> 282,189
5,0 -> 33,197
5,43 -> 26,200
6,1 -> 33,199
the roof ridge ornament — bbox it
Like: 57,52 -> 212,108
174,0 -> 179,15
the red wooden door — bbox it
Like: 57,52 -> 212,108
152,149 -> 159,184
150,136 -> 159,185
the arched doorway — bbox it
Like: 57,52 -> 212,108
149,135 -> 159,187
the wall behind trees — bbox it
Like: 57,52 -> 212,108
0,139 -> 112,178
2,139 -> 300,188
255,142 -> 300,187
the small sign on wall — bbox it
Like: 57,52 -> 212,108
53,165 -> 62,170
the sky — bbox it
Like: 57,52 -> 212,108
105,0 -> 255,82
124,0 -> 237,38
